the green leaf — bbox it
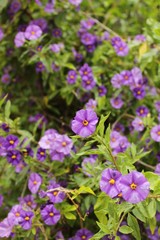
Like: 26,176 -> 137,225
5,100 -> 11,118
144,172 -> 160,190
96,113 -> 110,137
96,222 -> 110,234
72,186 -> 95,199
64,212 -> 76,220
127,213 -> 141,240
0,0 -> 8,12
132,208 -> 146,223
119,225 -> 133,234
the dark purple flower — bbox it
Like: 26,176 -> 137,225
113,123 -> 125,133
111,36 -> 122,46
5,134 -> 19,150
37,45 -> 43,52
28,172 -> 42,194
74,228 -> 93,240
98,85 -> 107,96
79,63 -> 93,79
132,117 -> 144,132
100,168 -> 122,198
151,125 -> 160,142
14,32 -> 25,47
18,24 -> 27,32
21,146 -> 34,158
67,70 -> 77,84
9,0 -> 21,13
30,18 -> 47,31
81,32 -> 96,46
85,44 -> 96,53
132,87 -> 146,100
110,96 -> 124,109
25,25 -> 42,40
0,194 -> 3,207
1,73 -> 11,84
7,150 -> 22,166
71,109 -> 98,138
55,231 -> 64,240
29,113 -> 47,128
19,210 -> 34,230
136,105 -> 149,117
72,49 -> 83,62
1,123 -> 10,132
82,76 -> 96,90
118,171 -> 150,203
36,61 -> 46,72
36,147 -> 46,161
41,204 -> 61,225
52,28 -> 62,38
46,181 -> 65,203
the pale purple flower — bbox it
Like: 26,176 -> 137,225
1,73 -> 11,84
14,32 -> 25,47
132,117 -> 144,132
100,168 -> 122,198
110,131 -> 122,149
134,34 -> 146,42
71,109 -> 98,138
38,133 -> 57,149
110,96 -> 124,109
111,74 -> 122,89
28,173 -> 42,194
155,163 -> 160,175
55,231 -> 65,240
19,195 -> 37,209
24,25 -> 42,40
118,171 -> 150,203
46,181 -> 65,203
50,149 -> 65,162
0,215 -> 15,238
45,3 -> 55,13
81,32 -> 96,46
80,19 -> 95,30
155,101 -> 160,113
69,0 -> 83,7
10,205 -> 23,225
114,41 -> 129,57
54,134 -> 73,155
120,70 -> 133,86
113,136 -> 130,154
0,27 -> 4,41
50,43 -> 62,53
151,125 -> 160,142
41,204 -> 61,225
85,99 -> 97,110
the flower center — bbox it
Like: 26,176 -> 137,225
70,75 -> 74,79
49,212 -> 54,216
9,140 -> 14,145
31,31 -> 35,35
25,216 -> 30,221
84,71 -> 88,75
111,137 -> 116,142
157,131 -> 160,136
86,80 -> 91,85
140,109 -> 144,114
15,212 -> 20,217
81,236 -> 86,239
12,155 -> 16,159
62,141 -> 67,147
33,181 -> 37,185
53,190 -> 58,196
118,192 -> 122,198
109,178 -> 115,185
27,201 -> 32,206
40,151 -> 45,155
130,183 -> 137,190
124,75 -> 128,80
83,120 -> 88,126
137,91 -> 141,95
119,47 -> 123,51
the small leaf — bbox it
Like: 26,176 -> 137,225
127,213 -> 141,240
64,212 -> 76,220
5,100 -> 11,118
119,225 -> 133,234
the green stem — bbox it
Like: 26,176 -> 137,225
138,160 -> 155,170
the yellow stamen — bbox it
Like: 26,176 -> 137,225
83,120 -> 88,126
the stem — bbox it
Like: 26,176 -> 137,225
138,160 -> 155,170
148,194 -> 160,199
38,224 -> 48,240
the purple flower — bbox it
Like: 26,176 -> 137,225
118,171 -> 150,203
132,87 -> 146,100
14,32 -> 25,47
30,18 -> 47,31
81,157 -> 96,177
79,63 -> 93,79
29,113 -> 47,128
1,123 -> 10,132
36,61 -> 46,72
80,19 -> 95,30
5,134 -> 19,150
0,136 -> 7,156
151,125 -> 160,142
22,146 -> 34,158
69,0 -> 83,6
10,204 -> 23,225
0,215 -> 15,238
9,0 -> 21,13
113,136 -> 130,154
101,31 -> 110,41
41,204 -> 61,225
39,134 -> 55,149
71,109 -> 98,138
7,150 -> 22,166
113,123 -> 125,133
24,25 -> 42,40
54,134 -> 73,155
98,85 -> 107,96
100,168 -> 122,198
19,210 -> 34,230
50,43 -> 63,53
111,74 -> 122,89
130,67 -> 143,89
52,28 -> 62,38
46,181 -> 65,203
136,105 -> 149,117
114,41 -> 129,57
110,131 -> 122,149
28,173 -> 42,194
0,194 -> 3,207
134,34 -> 146,42
55,231 -> 65,240
82,76 -> 96,90
0,27 -> 4,41
111,36 -> 122,46
1,73 -> 11,84
52,62 -> 60,72
67,70 -> 77,84
50,149 -> 65,162
72,49 -> 83,62
85,44 -> 96,53
36,147 -> 46,161
81,32 -> 96,46
155,164 -> 160,175
110,96 -> 124,109
19,195 -> 37,209
155,101 -> 160,112
119,70 -> 133,86
85,98 -> 97,110
132,117 -> 144,132
74,228 -> 93,240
